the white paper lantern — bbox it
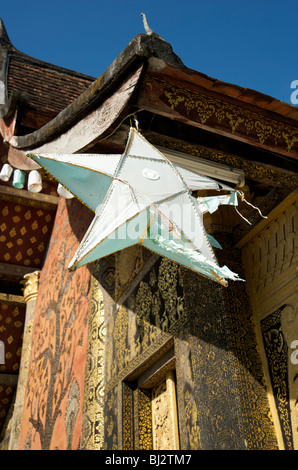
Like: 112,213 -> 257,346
0,163 -> 13,181
57,183 -> 74,199
28,170 -> 42,193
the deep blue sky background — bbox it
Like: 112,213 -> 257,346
1,0 -> 297,104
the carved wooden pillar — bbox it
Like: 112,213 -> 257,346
8,270 -> 40,450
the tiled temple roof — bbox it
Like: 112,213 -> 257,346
0,18 -> 94,124
7,53 -> 95,118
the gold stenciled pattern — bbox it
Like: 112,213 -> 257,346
0,300 -> 26,432
87,242 -> 281,450
261,307 -> 294,449
103,387 -> 118,450
102,255 -> 212,449
241,194 -> 297,449
122,383 -> 134,450
137,388 -> 152,450
0,385 -> 14,430
80,262 -> 106,450
0,302 -> 25,373
0,202 -> 53,267
105,257 -> 185,390
144,74 -> 298,153
216,235 -> 279,449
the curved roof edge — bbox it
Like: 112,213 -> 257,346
10,33 -> 185,149
3,27 -> 298,152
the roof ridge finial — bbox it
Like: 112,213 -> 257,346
141,13 -> 154,35
0,18 -> 13,48
141,12 -> 165,41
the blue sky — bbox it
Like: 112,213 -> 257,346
1,0 -> 297,104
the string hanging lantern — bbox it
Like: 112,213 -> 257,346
26,127 -> 259,286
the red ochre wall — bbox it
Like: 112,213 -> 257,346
19,198 -> 93,450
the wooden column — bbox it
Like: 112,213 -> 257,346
8,271 -> 40,450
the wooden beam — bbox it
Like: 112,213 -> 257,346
0,185 -> 59,208
137,348 -> 175,389
0,262 -> 36,278
107,123 -> 297,188
0,374 -> 18,386
137,73 -> 298,160
0,292 -> 25,305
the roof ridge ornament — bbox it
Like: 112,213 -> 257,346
0,18 -> 14,48
141,13 -> 154,35
141,13 -> 165,41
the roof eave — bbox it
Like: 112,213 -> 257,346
9,33 -> 184,150
6,32 -> 298,152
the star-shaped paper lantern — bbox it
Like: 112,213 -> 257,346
27,128 -> 243,286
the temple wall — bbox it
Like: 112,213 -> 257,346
241,191 -> 298,450
15,192 -> 296,450
82,239 -> 279,450
18,198 -> 93,450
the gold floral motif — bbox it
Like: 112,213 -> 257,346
122,383 -> 133,450
138,388 -> 152,450
114,306 -> 129,371
103,387 -> 118,450
97,241 -> 281,450
261,308 -> 294,449
145,75 -> 298,152
182,258 -> 279,450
